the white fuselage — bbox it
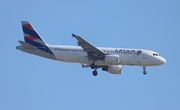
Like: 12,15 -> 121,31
47,44 -> 166,66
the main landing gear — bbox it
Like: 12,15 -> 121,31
143,66 -> 147,75
91,63 -> 98,76
93,69 -> 98,76
90,63 -> 95,69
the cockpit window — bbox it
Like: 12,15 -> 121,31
153,53 -> 158,56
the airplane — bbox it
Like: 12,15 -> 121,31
16,21 -> 166,76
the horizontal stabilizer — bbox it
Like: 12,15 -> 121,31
18,40 -> 36,50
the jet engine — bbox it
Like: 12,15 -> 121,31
104,55 -> 120,65
102,65 -> 123,74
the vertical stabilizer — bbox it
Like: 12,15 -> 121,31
20,21 -> 54,55
21,21 -> 46,46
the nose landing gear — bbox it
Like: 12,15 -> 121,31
143,66 -> 147,75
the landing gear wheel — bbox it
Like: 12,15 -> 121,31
90,63 -> 95,69
92,70 -> 98,76
143,71 -> 147,75
143,66 -> 147,75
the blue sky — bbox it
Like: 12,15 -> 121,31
0,0 -> 180,110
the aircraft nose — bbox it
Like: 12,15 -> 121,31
162,58 -> 166,64
159,57 -> 166,65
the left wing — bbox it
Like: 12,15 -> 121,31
72,33 -> 105,60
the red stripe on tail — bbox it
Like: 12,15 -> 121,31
23,24 -> 33,28
25,36 -> 38,40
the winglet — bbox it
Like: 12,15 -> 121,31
80,63 -> 90,68
72,33 -> 77,37
81,63 -> 85,68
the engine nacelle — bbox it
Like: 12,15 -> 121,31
102,65 -> 123,74
104,55 -> 120,65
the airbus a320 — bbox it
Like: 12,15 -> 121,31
16,21 -> 166,76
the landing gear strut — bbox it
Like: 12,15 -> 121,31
143,66 -> 147,75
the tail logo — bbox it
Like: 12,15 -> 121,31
22,21 -> 45,45
21,21 -> 54,55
